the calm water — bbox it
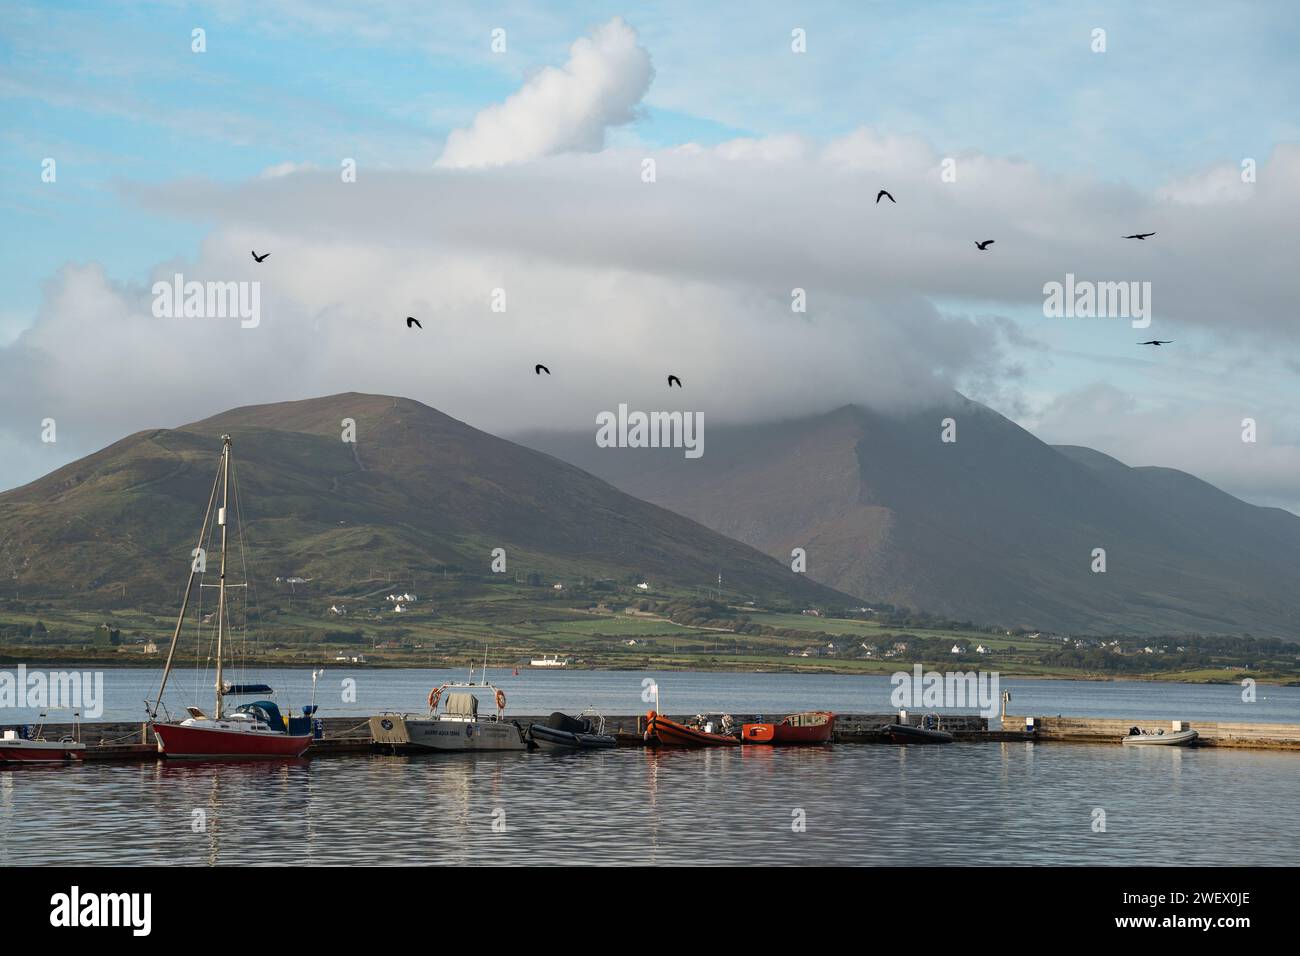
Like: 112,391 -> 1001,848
5,666 -> 1299,726
2,743 -> 1296,865
2,669 -> 1298,866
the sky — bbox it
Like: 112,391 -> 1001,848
2,0 -> 1299,510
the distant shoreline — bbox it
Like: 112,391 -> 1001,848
0,652 -> 1292,687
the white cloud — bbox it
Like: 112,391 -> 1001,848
4,119 -> 1300,511
259,161 -> 321,179
1026,383 -> 1300,514
436,17 -> 654,169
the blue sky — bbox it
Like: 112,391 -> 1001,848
5,0 -> 1297,324
2,0 -> 1299,507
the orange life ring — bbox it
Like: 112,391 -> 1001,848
427,687 -> 442,711
495,689 -> 507,711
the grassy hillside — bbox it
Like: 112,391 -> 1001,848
3,584 -> 1296,684
0,392 -> 849,610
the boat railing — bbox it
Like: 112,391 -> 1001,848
578,707 -> 606,735
25,709 -> 82,744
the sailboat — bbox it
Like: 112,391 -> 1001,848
146,435 -> 314,759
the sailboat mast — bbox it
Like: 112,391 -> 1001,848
214,435 -> 232,719
148,449 -> 223,720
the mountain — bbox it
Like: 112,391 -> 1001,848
514,398 -> 1300,638
0,393 -> 849,607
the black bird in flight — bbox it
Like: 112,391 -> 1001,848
405,316 -> 421,329
667,374 -> 682,388
1138,340 -> 1172,346
251,250 -> 270,262
535,364 -> 550,375
974,240 -> 995,251
876,189 -> 895,204
1123,232 -> 1156,240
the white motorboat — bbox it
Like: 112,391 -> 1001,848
0,730 -> 85,763
369,681 -> 527,751
1122,727 -> 1199,746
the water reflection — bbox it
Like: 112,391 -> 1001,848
2,743 -> 1296,866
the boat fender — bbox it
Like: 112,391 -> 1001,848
495,689 -> 507,711
428,687 -> 442,712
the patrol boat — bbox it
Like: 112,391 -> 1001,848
370,681 -> 528,751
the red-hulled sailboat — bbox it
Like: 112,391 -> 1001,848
146,435 -> 314,759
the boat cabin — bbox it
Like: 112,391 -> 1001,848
427,682 -> 510,723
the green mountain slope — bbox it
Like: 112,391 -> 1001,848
0,393 -> 849,608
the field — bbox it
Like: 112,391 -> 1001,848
1,577 -> 1296,684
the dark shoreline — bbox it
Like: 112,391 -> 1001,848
0,653 -> 1293,687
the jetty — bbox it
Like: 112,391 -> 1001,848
4,711 -> 1298,762
1003,714 -> 1300,750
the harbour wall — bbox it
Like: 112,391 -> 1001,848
1003,714 -> 1300,750
7,712 -> 1299,754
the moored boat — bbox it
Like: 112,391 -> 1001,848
153,701 -> 314,759
1122,727 -> 1199,746
530,655 -> 569,668
885,722 -> 954,744
528,710 -> 617,750
370,681 -> 528,751
145,435 -> 314,760
742,711 -> 836,745
644,711 -> 740,747
0,729 -> 85,763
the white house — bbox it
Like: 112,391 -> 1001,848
636,582 -> 650,590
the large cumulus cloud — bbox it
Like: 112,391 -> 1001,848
2,14 -> 1299,513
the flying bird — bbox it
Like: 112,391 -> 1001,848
405,316 -> 421,329
1138,340 -> 1172,346
251,250 -> 270,262
876,189 -> 895,204
974,240 -> 995,250
1123,232 -> 1156,240
667,375 -> 682,388
535,364 -> 550,375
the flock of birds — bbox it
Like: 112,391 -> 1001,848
248,200 -> 1169,362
